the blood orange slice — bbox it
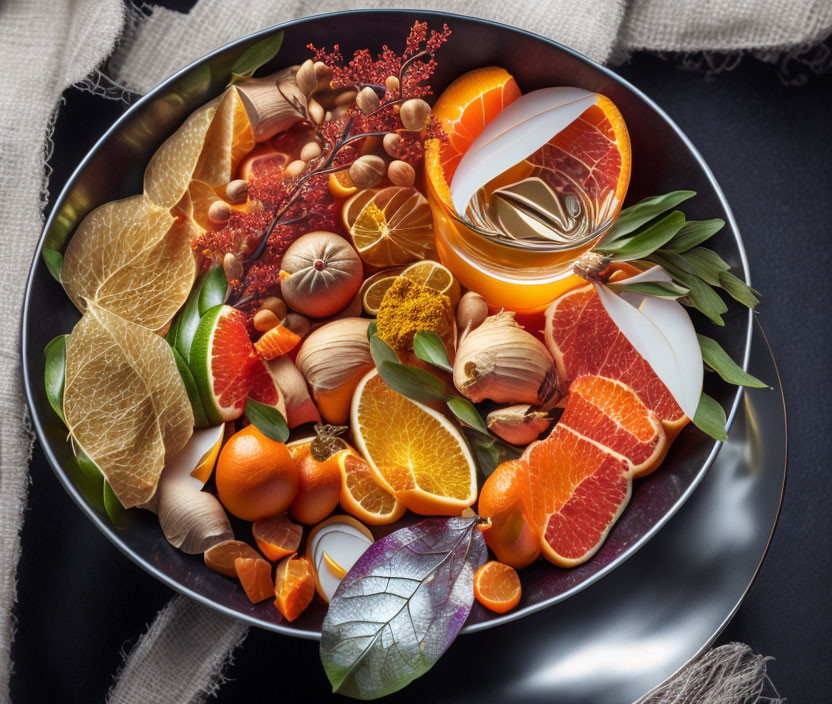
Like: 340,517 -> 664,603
190,304 -> 257,424
544,283 -> 688,435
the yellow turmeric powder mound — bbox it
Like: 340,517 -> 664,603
376,278 -> 454,352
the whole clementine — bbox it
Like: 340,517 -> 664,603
215,425 -> 298,521
287,440 -> 343,525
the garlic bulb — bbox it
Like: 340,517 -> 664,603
296,317 -> 373,423
235,69 -> 306,142
453,311 -> 559,407
487,404 -> 554,446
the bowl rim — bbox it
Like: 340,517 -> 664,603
21,8 -> 753,640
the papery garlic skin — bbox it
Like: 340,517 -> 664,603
453,311 -> 559,408
486,404 -> 554,446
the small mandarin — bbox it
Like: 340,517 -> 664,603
287,441 -> 343,525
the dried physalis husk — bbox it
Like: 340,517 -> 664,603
453,311 -> 559,408
61,194 -> 197,333
63,302 -> 194,508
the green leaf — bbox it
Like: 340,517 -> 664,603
464,430 -> 522,478
599,191 -> 695,247
446,397 -> 489,435
609,281 -> 689,299
171,346 -> 210,428
667,219 -> 725,252
377,360 -> 450,404
601,211 -> 686,261
197,264 -> 228,316
683,276 -> 728,326
227,31 -> 284,86
366,320 -> 378,342
369,333 -> 398,369
718,270 -> 760,308
680,247 -> 730,286
174,276 -> 207,362
165,316 -> 181,346
42,248 -> 63,283
692,393 -> 728,441
103,480 -> 126,528
70,447 -> 105,513
697,334 -> 768,388
413,331 -> 453,373
44,334 -> 68,424
245,398 -> 289,442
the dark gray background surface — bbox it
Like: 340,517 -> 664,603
11,10 -> 831,703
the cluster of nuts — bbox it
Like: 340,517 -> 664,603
252,294 -> 311,338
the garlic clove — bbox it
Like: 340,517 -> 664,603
456,291 -> 488,333
487,404 -> 554,446
296,59 -> 317,96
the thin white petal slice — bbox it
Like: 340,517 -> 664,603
450,87 -> 597,214
618,265 -> 673,306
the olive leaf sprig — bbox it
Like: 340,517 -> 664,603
366,322 -> 521,477
595,190 -> 760,326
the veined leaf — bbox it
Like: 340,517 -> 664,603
413,330 -> 453,373
103,480 -> 127,528
599,190 -> 695,246
377,360 -> 449,404
44,335 -> 68,424
681,247 -> 730,286
649,252 -> 728,326
369,333 -> 399,369
692,393 -> 728,442
245,398 -> 289,442
42,248 -> 63,283
446,397 -> 489,435
600,211 -> 686,261
667,219 -> 725,252
718,271 -> 760,308
171,346 -> 210,428
227,31 -> 284,86
464,429 -> 523,478
197,264 -> 228,315
698,334 -> 768,388
609,280 -> 689,299
320,517 -> 487,699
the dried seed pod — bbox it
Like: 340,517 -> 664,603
300,141 -> 322,162
254,309 -> 280,332
285,159 -> 306,178
208,200 -> 231,224
261,296 -> 287,319
382,132 -> 401,158
307,97 -> 325,124
334,89 -> 357,107
296,59 -> 317,96
225,179 -> 248,203
348,155 -> 386,189
399,98 -> 431,131
283,312 -> 310,338
456,291 -> 488,332
356,86 -> 380,114
387,160 -> 415,187
385,75 -> 400,94
223,253 -> 243,283
453,311 -> 559,408
235,68 -> 305,142
487,405 -> 554,446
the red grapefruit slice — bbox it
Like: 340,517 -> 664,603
248,359 -> 287,418
190,304 -> 257,424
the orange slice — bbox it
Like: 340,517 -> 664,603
204,539 -> 262,578
252,513 -> 303,561
343,187 -> 435,267
337,449 -> 406,525
234,557 -> 274,604
254,324 -> 301,360
400,260 -> 461,307
351,369 -> 477,515
274,554 -> 316,622
329,170 -> 358,199
474,561 -> 522,614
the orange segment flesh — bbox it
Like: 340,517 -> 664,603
204,539 -> 262,578
329,170 -> 357,199
255,324 -> 301,360
274,554 -> 316,622
351,369 -> 477,515
474,561 -> 522,614
235,557 -> 274,603
338,450 -> 406,526
252,513 -> 302,561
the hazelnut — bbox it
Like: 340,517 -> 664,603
261,296 -> 287,319
285,159 -> 306,178
223,253 -> 243,283
296,59 -> 317,96
300,140 -> 322,162
385,75 -> 400,94
388,160 -> 415,187
225,179 -> 248,203
356,86 -> 380,115
382,132 -> 402,158
399,98 -> 431,131
334,89 -> 357,107
208,200 -> 231,224
253,309 -> 279,332
283,313 -> 310,338
348,155 -> 386,189
313,61 -> 333,91
307,97 -> 325,124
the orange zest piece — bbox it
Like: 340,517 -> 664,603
235,557 -> 274,603
252,513 -> 303,561
254,324 -> 301,360
274,554 -> 316,622
204,539 -> 262,578
473,561 -> 522,614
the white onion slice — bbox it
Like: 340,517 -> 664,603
616,265 -> 673,306
450,87 -> 597,214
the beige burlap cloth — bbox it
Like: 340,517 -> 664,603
2,0 -> 827,701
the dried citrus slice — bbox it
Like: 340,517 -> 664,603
235,557 -> 274,604
328,170 -> 358,199
358,267 -> 406,316
274,554 -> 316,621
252,513 -> 303,561
474,561 -> 522,614
351,369 -> 477,515
337,450 -> 405,525
400,260 -> 461,307
343,187 -> 435,267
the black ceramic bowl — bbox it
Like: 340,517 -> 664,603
22,10 -> 752,639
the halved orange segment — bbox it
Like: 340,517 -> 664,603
343,187 -> 435,267
400,260 -> 460,308
235,557 -> 274,604
473,561 -> 522,614
274,554 -> 315,622
328,170 -> 358,199
252,513 -> 303,561
337,450 -> 405,525
204,539 -> 262,578
351,369 -> 477,515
